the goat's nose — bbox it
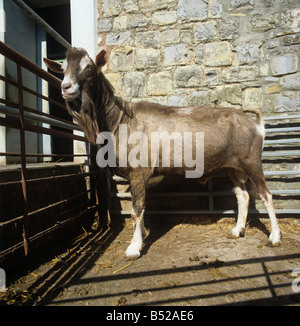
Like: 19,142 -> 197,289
62,83 -> 72,92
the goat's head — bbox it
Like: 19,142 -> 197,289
44,47 -> 106,102
44,48 -> 110,144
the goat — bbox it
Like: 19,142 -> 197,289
44,48 -> 281,259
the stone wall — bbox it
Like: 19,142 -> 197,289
97,0 -> 300,114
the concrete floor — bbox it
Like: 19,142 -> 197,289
1,216 -> 300,306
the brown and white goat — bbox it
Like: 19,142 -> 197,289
44,48 -> 281,259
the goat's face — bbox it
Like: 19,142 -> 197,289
44,48 -> 95,102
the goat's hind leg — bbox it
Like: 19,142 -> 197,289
246,165 -> 281,246
260,191 -> 281,246
227,169 -> 250,239
125,179 -> 147,260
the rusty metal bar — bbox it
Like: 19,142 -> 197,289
0,74 -> 66,110
0,97 -> 21,109
0,206 -> 98,259
0,170 -> 99,191
0,74 -> 18,87
0,152 -> 92,158
0,105 -> 81,132
113,209 -> 300,216
22,85 -> 66,110
24,123 -> 87,142
0,189 -> 93,230
0,41 -> 61,88
0,115 -> 19,129
0,116 -> 87,142
17,63 -> 29,256
0,100 -> 78,129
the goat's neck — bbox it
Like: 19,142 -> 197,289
104,97 -> 127,135
95,71 -> 133,134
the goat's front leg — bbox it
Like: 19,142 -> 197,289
125,181 -> 146,260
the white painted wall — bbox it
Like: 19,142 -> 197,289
41,40 -> 52,161
0,0 -> 6,165
70,0 -> 97,58
70,0 -> 97,163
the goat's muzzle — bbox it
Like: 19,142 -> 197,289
61,80 -> 80,102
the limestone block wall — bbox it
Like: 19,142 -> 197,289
97,0 -> 300,114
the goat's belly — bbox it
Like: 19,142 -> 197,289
153,166 -> 227,183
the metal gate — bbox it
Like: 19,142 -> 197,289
0,41 -> 103,265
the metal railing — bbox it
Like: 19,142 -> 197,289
0,41 -> 101,258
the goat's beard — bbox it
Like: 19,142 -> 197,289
66,91 -> 100,145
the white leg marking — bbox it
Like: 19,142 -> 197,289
228,169 -> 250,239
260,192 -> 281,246
125,209 -> 145,259
232,185 -> 250,238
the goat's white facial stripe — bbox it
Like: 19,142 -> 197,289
62,59 -> 68,72
60,55 -> 91,102
62,74 -> 73,87
79,55 -> 91,73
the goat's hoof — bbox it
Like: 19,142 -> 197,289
227,233 -> 239,240
266,232 -> 282,247
239,228 -> 246,237
266,240 -> 281,248
228,227 -> 245,239
125,244 -> 141,260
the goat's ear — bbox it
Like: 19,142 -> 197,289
43,58 -> 63,73
95,50 -> 107,69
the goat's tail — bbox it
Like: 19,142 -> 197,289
243,108 -> 265,139
243,108 -> 263,125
